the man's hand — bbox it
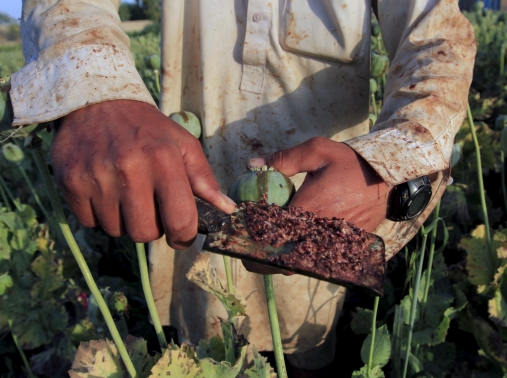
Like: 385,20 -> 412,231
243,136 -> 391,275
51,100 -> 236,249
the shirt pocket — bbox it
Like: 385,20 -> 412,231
279,0 -> 369,63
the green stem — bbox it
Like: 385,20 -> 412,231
420,200 -> 440,319
154,69 -> 161,95
0,175 -> 21,211
392,305 -> 404,374
371,92 -> 378,117
30,138 -> 137,378
8,318 -> 35,378
502,151 -> 507,225
223,256 -> 234,294
0,175 -> 11,211
18,165 -> 51,222
467,103 -> 491,242
135,242 -> 167,349
402,227 -> 428,378
119,313 -> 129,339
367,296 -> 380,375
263,275 -> 287,378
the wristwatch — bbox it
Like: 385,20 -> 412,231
388,176 -> 432,221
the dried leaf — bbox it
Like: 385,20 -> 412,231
242,346 -> 277,378
489,288 -> 507,327
69,339 -> 123,378
186,254 -> 246,320
462,228 -> 500,286
467,309 -> 507,372
148,347 -> 200,378
125,335 -> 156,378
221,319 -> 249,365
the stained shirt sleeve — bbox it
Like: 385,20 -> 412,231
344,0 -> 476,185
10,0 -> 156,126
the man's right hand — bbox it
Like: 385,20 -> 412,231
51,100 -> 236,249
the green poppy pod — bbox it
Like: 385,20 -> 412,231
2,143 -> 24,163
169,111 -> 202,139
227,166 -> 295,206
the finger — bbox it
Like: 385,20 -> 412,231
88,167 -> 125,237
91,196 -> 125,237
261,137 -> 331,177
242,260 -> 294,276
53,165 -> 98,228
120,184 -> 163,243
180,136 -> 236,214
154,152 -> 198,250
64,195 -> 98,228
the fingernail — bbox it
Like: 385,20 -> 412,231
249,157 -> 266,168
220,192 -> 237,206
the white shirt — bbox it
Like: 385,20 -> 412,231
11,0 -> 476,365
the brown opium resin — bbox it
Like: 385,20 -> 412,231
241,200 -> 377,282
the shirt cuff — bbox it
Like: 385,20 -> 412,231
343,122 -> 449,186
10,44 -> 157,126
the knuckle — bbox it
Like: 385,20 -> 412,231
113,153 -> 143,183
149,145 -> 173,164
306,136 -> 327,150
74,213 -> 96,228
165,215 -> 196,241
130,230 -> 162,243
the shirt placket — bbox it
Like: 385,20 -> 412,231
240,0 -> 272,94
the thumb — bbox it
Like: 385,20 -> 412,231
249,137 -> 331,177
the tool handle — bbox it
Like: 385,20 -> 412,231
195,196 -> 231,234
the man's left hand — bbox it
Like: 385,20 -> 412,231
243,137 -> 391,275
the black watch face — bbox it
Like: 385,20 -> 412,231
407,187 -> 432,218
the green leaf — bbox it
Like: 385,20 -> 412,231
454,285 -> 468,312
0,232 -> 11,261
401,294 -> 417,325
186,254 -> 246,320
15,204 -> 37,228
0,212 -> 18,230
351,365 -> 385,378
0,272 -> 13,295
220,319 -> 249,365
149,347 -> 200,378
419,342 -> 456,378
360,325 -> 391,367
423,293 -> 453,328
466,310 -> 507,372
411,315 -> 450,346
68,318 -> 97,345
197,335 -> 226,362
196,344 -> 247,378
125,335 -> 156,378
243,346 -> 277,378
30,254 -> 65,299
489,288 -> 507,327
10,229 -> 37,254
4,293 -> 68,349
462,227 -> 500,286
69,339 -> 124,378
351,308 -> 381,335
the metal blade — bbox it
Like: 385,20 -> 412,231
201,208 -> 386,296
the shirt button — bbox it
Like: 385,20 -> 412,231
252,12 -> 263,22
